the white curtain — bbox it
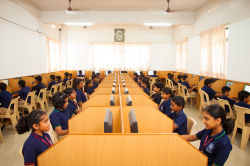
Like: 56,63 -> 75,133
176,39 -> 188,73
47,37 -> 61,72
200,25 -> 226,78
90,43 -> 150,71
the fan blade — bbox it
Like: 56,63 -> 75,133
171,8 -> 190,12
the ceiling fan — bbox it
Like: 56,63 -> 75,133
56,0 -> 90,14
165,0 -> 189,13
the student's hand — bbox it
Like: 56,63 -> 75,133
71,114 -> 76,118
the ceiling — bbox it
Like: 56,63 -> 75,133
28,0 -> 211,12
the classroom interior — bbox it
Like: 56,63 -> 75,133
1,0 -> 250,165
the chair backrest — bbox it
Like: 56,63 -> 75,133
6,98 -> 18,115
58,83 -> 63,92
49,84 -> 58,96
36,88 -> 47,102
180,85 -> 191,97
198,89 -> 210,106
234,105 -> 250,127
168,79 -> 174,89
85,92 -> 88,100
149,77 -> 158,85
165,78 -> 169,87
159,99 -> 165,105
24,91 -> 36,107
218,98 -> 234,119
47,124 -> 59,144
187,117 -> 197,135
65,81 -> 70,88
19,146 -> 23,157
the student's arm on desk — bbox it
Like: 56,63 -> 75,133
181,134 -> 198,142
54,126 -> 68,136
188,86 -> 197,92
78,102 -> 83,107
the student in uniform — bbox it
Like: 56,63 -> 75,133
31,76 -> 46,96
151,71 -> 158,78
159,87 -> 174,116
182,75 -> 197,95
68,73 -> 73,80
132,73 -> 139,82
18,80 -> 31,105
63,72 -> 69,85
168,96 -> 187,135
220,86 -> 236,113
47,75 -> 56,91
167,73 -> 171,79
77,70 -> 85,77
177,75 -> 183,83
151,82 -> 164,105
201,79 -> 222,104
141,78 -> 150,96
0,83 -> 12,115
73,79 -> 87,107
138,76 -> 142,88
169,74 -> 177,86
49,92 -> 75,137
92,75 -> 99,89
84,79 -> 94,99
182,104 -> 233,166
16,110 -> 52,166
64,88 -> 82,114
140,71 -> 145,78
56,76 -> 62,84
235,90 -> 250,123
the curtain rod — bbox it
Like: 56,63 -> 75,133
0,16 -> 47,36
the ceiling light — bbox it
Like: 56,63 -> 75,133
179,25 -> 185,29
51,25 -> 56,28
65,23 -> 93,26
208,5 -> 221,13
143,23 -> 172,26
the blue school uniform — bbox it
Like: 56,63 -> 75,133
48,80 -> 57,88
63,78 -> 69,84
77,74 -> 85,77
22,132 -> 53,166
168,110 -> 187,135
170,78 -> 177,85
201,86 -> 216,101
151,75 -> 158,77
152,92 -> 162,105
19,86 -> 31,103
196,128 -> 232,166
57,80 -> 62,84
49,108 -> 73,130
32,83 -> 46,96
159,99 -> 172,115
86,87 -> 94,95
177,80 -> 182,83
220,95 -> 236,113
142,87 -> 150,96
93,82 -> 99,89
182,81 -> 190,89
76,89 -> 87,105
235,102 -> 250,123
134,77 -> 138,82
0,90 -> 12,108
67,99 -> 78,114
138,82 -> 141,88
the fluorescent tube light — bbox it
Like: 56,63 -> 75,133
51,25 -> 56,28
208,5 -> 220,13
65,23 -> 93,25
143,23 -> 172,26
179,25 -> 185,29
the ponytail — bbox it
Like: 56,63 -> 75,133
15,110 -> 46,134
204,104 -> 234,135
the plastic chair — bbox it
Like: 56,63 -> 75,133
218,98 -> 235,119
168,79 -> 178,93
58,82 -> 63,92
180,85 -> 196,106
198,89 -> 210,118
18,91 -> 37,114
177,83 -> 182,96
47,84 -> 58,103
0,98 -> 19,134
36,88 -> 49,112
187,117 -> 197,135
46,124 -> 59,144
65,80 -> 71,88
231,105 -> 250,150
165,78 -> 169,88
0,126 -> 4,143
19,146 -> 23,157
149,77 -> 158,92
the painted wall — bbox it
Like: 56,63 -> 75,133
60,24 -> 176,71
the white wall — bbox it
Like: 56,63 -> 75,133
60,24 -> 176,71
0,0 -> 46,79
173,0 -> 250,82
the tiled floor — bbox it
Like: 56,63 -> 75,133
0,103 -> 250,166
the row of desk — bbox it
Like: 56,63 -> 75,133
37,72 -> 208,166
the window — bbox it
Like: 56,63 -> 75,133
200,25 -> 226,78
90,43 -> 150,71
47,37 -> 61,72
176,39 -> 188,73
